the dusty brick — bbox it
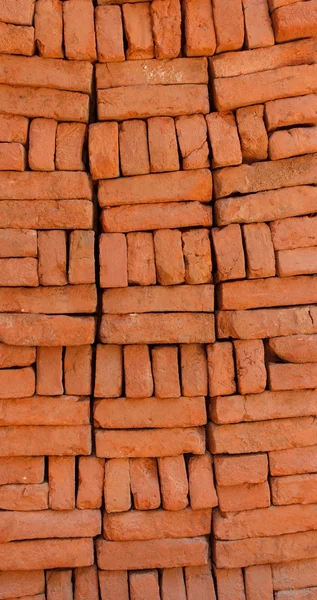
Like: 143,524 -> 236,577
46,569 -> 73,600
99,571 -> 129,600
102,286 -> 213,314
217,481 -> 270,512
276,247 -> 317,277
272,1 -> 317,42
36,347 -> 63,396
182,229 -> 212,284
0,142 -> 26,171
0,345 -> 35,368
237,105 -> 268,162
49,456 -> 75,510
38,231 -> 66,286
55,123 -> 86,171
68,231 -> 95,284
0,395 -> 90,427
0,114 -> 28,143
0,367 -> 35,399
129,570 -> 159,600
0,200 -> 93,230
0,0 -> 35,25
0,483 -> 48,511
63,0 -> 96,61
104,508 -> 211,541
0,229 -> 37,258
271,215 -> 317,251
0,171 -> 91,200
0,285 -> 96,315
151,346 -> 180,398
271,473 -> 317,506
243,0 -> 275,48
104,458 -> 131,513
268,363 -> 317,391
102,201 -> 212,233
119,120 -> 150,176
34,0 -> 63,58
127,232 -> 156,285
212,0 -> 244,52
0,424 -> 91,456
74,565 -> 99,600
234,340 -> 267,394
176,114 -> 209,170
123,3 -> 154,59
0,570 -> 44,599
270,125 -> 317,161
77,456 -> 104,509
207,112 -> 242,168
215,568 -> 246,600
151,0 -> 181,59
265,94 -> 317,131
243,223 -> 276,278
268,0 -> 301,8
185,565 -> 216,600
183,0 -> 216,56
89,122 -> 119,180
99,233 -> 127,288
0,457 -> 44,485
207,342 -> 235,397
181,344 -> 208,397
148,117 -> 179,172
64,345 -> 92,395
96,5 -> 124,62
124,344 -> 153,399
0,257 -> 38,286
0,538 -> 94,571
270,445 -> 317,476
188,453 -> 218,509
130,458 -> 160,510
212,224 -> 245,281
161,568 -> 187,600
273,558 -> 317,590
98,85 -> 209,120
158,455 -> 189,510
96,427 -> 205,458
154,229 -> 184,284
97,537 -> 208,570
245,565 -> 274,600
214,454 -> 268,487
269,335 -> 317,363
94,344 -> 123,398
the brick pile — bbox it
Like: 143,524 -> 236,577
1,0 -> 317,598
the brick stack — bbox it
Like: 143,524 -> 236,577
1,0 -> 317,598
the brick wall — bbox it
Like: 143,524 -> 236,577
1,0 -> 317,598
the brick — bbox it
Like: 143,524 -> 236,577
207,342 -> 235,396
273,558 -> 317,591
89,122 -> 119,180
245,565 -> 273,600
130,570 -> 159,600
158,455 -> 189,510
49,456 -> 75,510
182,229 -> 212,284
99,571 -> 129,600
0,55 -> 93,94
0,395 -> 89,427
124,344 -> 153,398
237,105 -> 268,162
96,427 -> 205,458
0,345 -> 35,368
269,334 -> 317,364
0,483 -> 48,511
55,123 -> 86,171
270,125 -> 317,161
0,571 -> 44,598
0,171 -> 91,200
183,0 -> 216,56
96,57 -> 208,88
64,345 -> 92,395
0,114 -> 28,143
130,458 -> 160,510
99,169 -> 211,207
94,344 -> 123,398
100,313 -> 215,344
0,457 -> 44,485
176,114 -> 209,170
185,565 -> 216,600
99,233 -> 128,288
36,347 -> 63,395
63,0 -> 96,61
272,1 -> 317,42
207,112 -> 242,168
243,223 -> 275,278
234,340 -> 266,394
123,3 -> 154,59
217,306 -> 317,340
181,344 -> 208,397
214,454 -> 268,486
0,258 -> 38,286
148,117 -> 179,172
68,231 -> 95,284
46,570 -> 72,600
161,568 -> 187,600
98,85 -> 209,120
0,0 -> 35,25
188,453 -> 218,509
151,0 -> 181,58
215,568 -> 246,600
0,509 -> 100,543
0,538 -> 93,571
104,458 -> 131,513
214,531 -> 317,569
214,64 -> 317,113
271,473 -> 317,506
102,201 -> 212,233
265,95 -> 317,131
127,232 -> 155,285
212,224 -> 245,281
38,231 -> 66,286
74,565 -> 99,600
215,186 -> 317,226
0,285 -> 96,314
0,200 -> 93,230
119,120 -> 150,176
0,142 -> 25,171
277,247 -> 317,277
34,0 -> 63,58
106,508 -> 211,543
154,229 -> 184,285
0,229 -> 37,258
209,416 -> 317,454
152,346 -> 180,398
0,85 -> 89,122
97,537 -> 208,570
77,456 -> 104,509
270,445 -> 317,476
212,0 -> 244,52
271,215 -> 317,250
276,589 -> 317,600
243,0 -> 274,48
217,481 -> 270,512
94,396 -> 206,429
0,424 -> 91,456
210,38 -> 317,79
268,0 -> 301,8
268,363 -> 317,391
96,5 -> 124,62
0,367 -> 35,399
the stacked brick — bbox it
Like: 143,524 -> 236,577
1,0 -> 317,598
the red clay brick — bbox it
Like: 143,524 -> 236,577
0,0 -> 35,25
212,224 -> 246,281
0,424 -> 91,456
0,571 -> 44,599
217,481 -> 270,512
277,247 -> 317,277
268,363 -> 317,391
64,345 -> 92,395
46,569 -> 73,600
0,457 -> 44,485
68,231 -> 95,284
207,342 -> 235,396
212,0 -> 244,52
99,571 -> 129,600
48,456 -> 75,510
55,123 -> 86,171
175,115 -> 209,170
0,285 -> 96,314
183,0 -> 216,56
271,215 -> 317,251
215,567 -> 246,600
271,473 -> 317,506
89,122 -> 119,180
0,538 -> 94,571
243,0 -> 274,48
214,454 -> 268,486
36,347 -> 63,396
129,570 -> 160,600
124,344 -> 153,398
0,200 -> 93,230
0,366 -> 35,399
151,0 -> 181,59
245,565 -> 274,600
265,95 -> 317,131
77,456 -> 104,509
154,229 -> 185,284
270,445 -> 317,476
161,568 -> 187,600
0,171 -> 91,201
243,223 -> 276,278
269,335 -> 317,363
0,344 -> 35,368
96,5 -> 125,62
94,344 -> 123,398
0,114 -> 28,143
119,120 -> 150,176
148,117 -> 179,172
63,0 -> 96,61
188,453 -> 218,509
38,231 -> 66,286
127,232 -> 156,285
185,565 -> 217,600
104,458 -> 131,513
74,565 -> 99,600
0,229 -> 36,257
123,3 -> 154,60
0,509 -> 100,542
151,345 -> 180,398
0,257 -> 38,286
234,340 -> 267,395
34,0 -> 63,58
0,395 -> 89,427
0,142 -> 26,171
237,105 -> 268,162
182,229 -> 212,284
272,558 -> 317,591
181,344 -> 208,397
0,483 -> 48,511
158,455 -> 189,511
272,1 -> 317,42
130,458 -> 161,510
99,233 -> 128,288
270,126 -> 317,161
206,112 -> 242,168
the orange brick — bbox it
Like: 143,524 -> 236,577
268,363 -> 317,391
237,104 -> 268,162
0,257 -> 38,286
0,230 -> 36,258
212,224 -> 245,281
207,342 -> 235,396
124,345 -> 153,398
104,458 -> 131,513
151,0 -> 181,59
28,118 -> 57,171
48,456 -> 75,510
130,458 -> 161,510
0,0 -> 35,25
215,567 -> 246,600
119,120 -> 150,177
47,570 -> 73,600
0,142 -> 26,171
151,346 -> 180,398
94,344 -> 123,398
68,231 -> 95,284
206,112 -> 242,168
99,571 -> 129,600
244,565 -> 274,600
64,345 -> 92,395
265,94 -> 317,131
0,457 -> 44,485
272,558 -> 317,591
1,424 -> 91,456
271,215 -> 317,251
89,122 -> 119,180
212,0 -> 244,52
183,0 -> 216,56
129,570 -> 160,600
270,125 -> 317,161
175,114 -> 210,170
269,445 -> 317,476
185,565 -> 217,600
272,1 -> 317,42
188,453 -> 218,509
38,231 -> 67,286
154,229 -> 185,285
127,232 -> 156,285
182,229 -> 212,284
0,538 -> 94,571
214,454 -> 268,486
123,3 -> 154,60
181,344 -> 208,397
148,117 -> 179,172
77,456 -> 104,509
234,340 -> 267,394
0,367 -> 35,399
99,233 -> 127,288
36,347 -> 63,396
0,21 -> 34,55
217,481 -> 270,512
0,114 -> 28,143
243,223 -> 276,278
277,247 -> 317,277
271,473 -> 317,505
158,455 -> 189,511
96,5 -> 124,62
63,0 -> 96,61
0,571 -> 45,600
74,565 -> 99,600
55,123 -> 86,171
34,0 -> 63,58
161,568 -> 187,600
243,0 -> 274,48
0,482 -> 48,511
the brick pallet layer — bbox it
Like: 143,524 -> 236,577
0,0 -> 317,598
